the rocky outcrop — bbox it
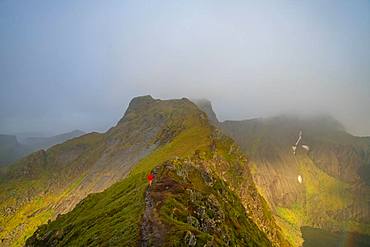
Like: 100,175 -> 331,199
192,99 -> 219,125
141,160 -> 273,246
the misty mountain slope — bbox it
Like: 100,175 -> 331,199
0,130 -> 85,167
0,135 -> 31,166
19,130 -> 85,151
191,100 -> 370,245
26,119 -> 290,246
0,96 -> 219,246
191,99 -> 219,125
0,132 -> 105,246
219,115 -> 370,245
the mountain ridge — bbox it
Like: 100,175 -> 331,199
25,99 -> 289,246
2,96 -> 369,246
2,96 -> 289,246
192,100 -> 370,246
1,96 -> 207,245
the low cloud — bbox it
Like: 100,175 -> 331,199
1,1 -> 369,136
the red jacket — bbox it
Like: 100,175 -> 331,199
147,173 -> 154,181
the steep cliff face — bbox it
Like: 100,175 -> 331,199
0,96 -> 212,246
190,100 -> 370,246
191,99 -> 219,125
220,115 -> 370,245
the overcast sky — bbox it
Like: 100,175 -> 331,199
1,0 -> 369,136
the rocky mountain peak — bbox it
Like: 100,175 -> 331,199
117,96 -> 203,127
192,98 -> 219,124
124,95 -> 157,115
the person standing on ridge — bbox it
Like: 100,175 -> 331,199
147,172 -> 154,187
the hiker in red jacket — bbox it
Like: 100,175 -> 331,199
147,172 -> 154,187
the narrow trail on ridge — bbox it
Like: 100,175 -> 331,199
140,170 -> 165,247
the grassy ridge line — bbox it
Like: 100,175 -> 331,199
25,122 -> 212,245
208,133 -> 290,246
145,159 -> 272,246
26,124 -> 278,246
1,98 -> 207,246
130,125 -> 211,176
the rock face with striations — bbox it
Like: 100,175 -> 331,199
193,99 -> 370,246
220,115 -> 370,222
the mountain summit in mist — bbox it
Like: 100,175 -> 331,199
1,96 -> 289,246
0,96 -> 369,247
193,100 -> 370,246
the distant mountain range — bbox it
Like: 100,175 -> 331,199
20,130 -> 85,151
0,130 -> 85,166
0,96 -> 369,246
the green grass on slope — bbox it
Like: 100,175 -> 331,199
27,173 -> 147,246
26,109 -> 289,246
26,123 -> 212,246
27,151 -> 272,246
300,156 -> 370,234
26,123 -> 282,246
3,99 -> 211,246
0,133 -> 104,247
0,174 -> 86,247
130,125 -> 211,175
275,155 -> 370,247
207,133 -> 292,247
275,215 -> 304,247
300,156 -> 350,212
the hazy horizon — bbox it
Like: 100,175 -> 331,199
1,1 -> 369,136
